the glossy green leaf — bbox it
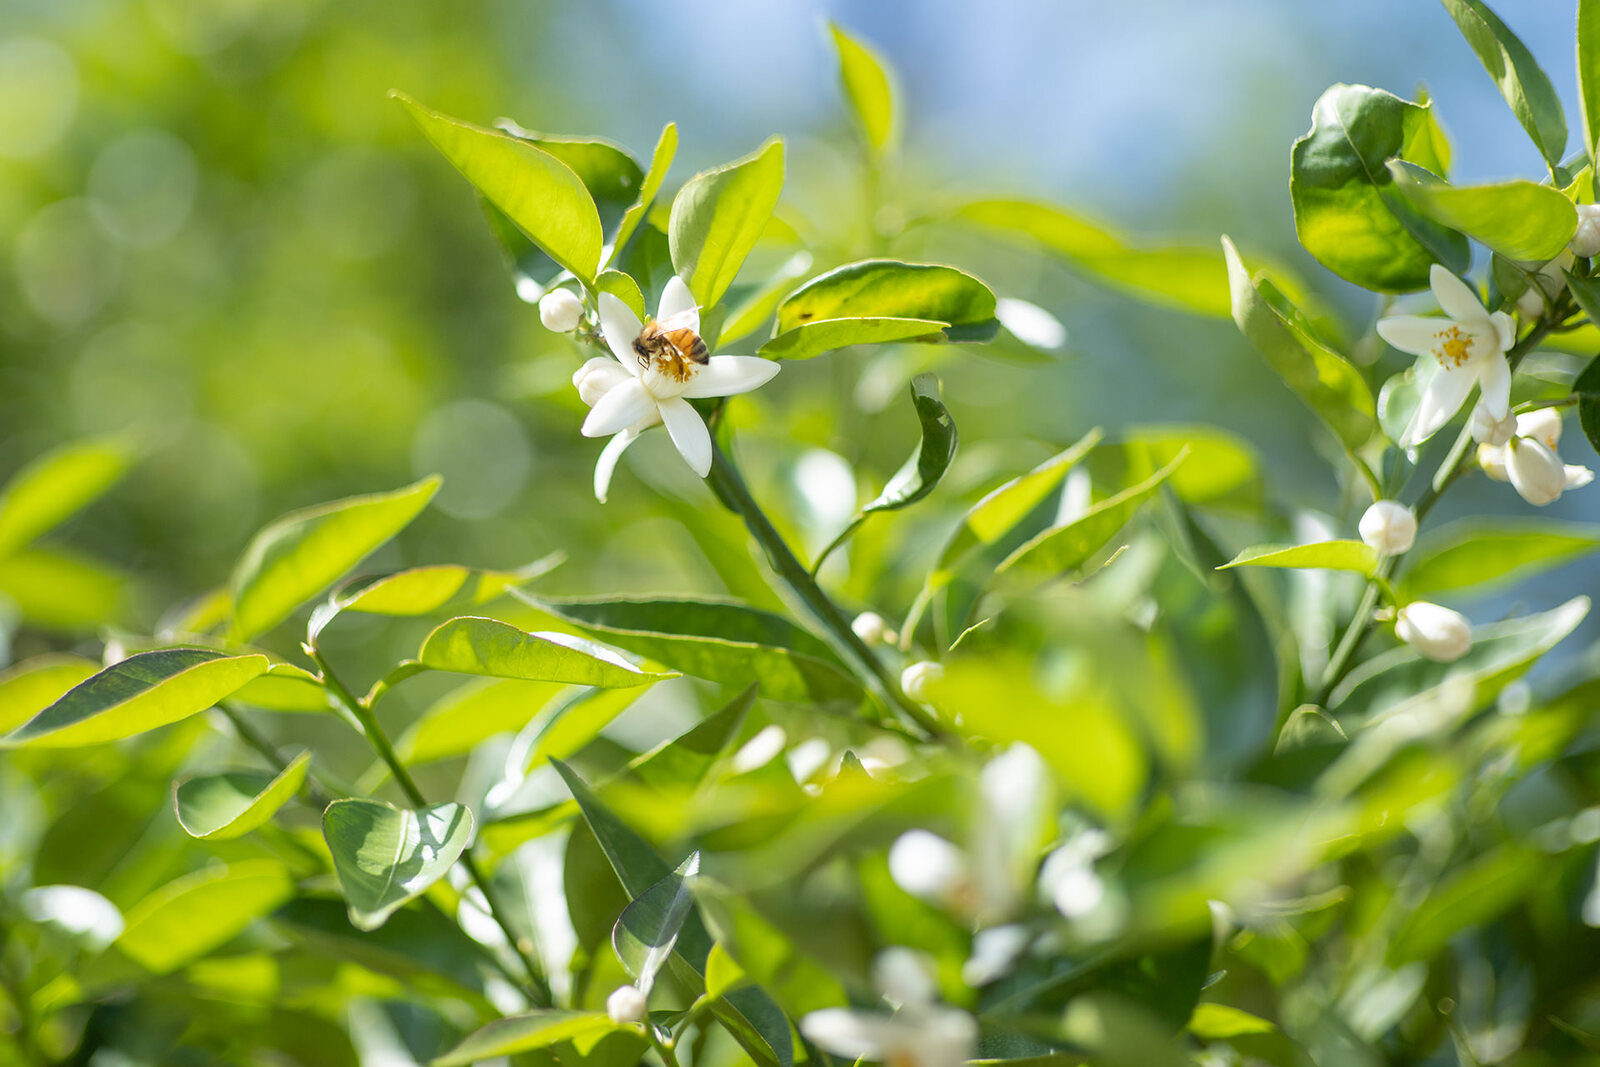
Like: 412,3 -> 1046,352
773,259 -> 995,336
521,685 -> 646,773
1386,161 -> 1576,260
669,138 -> 785,307
417,616 -> 677,688
230,476 -> 440,642
1573,341 -> 1600,456
0,436 -> 130,559
1581,0 -> 1600,170
398,678 -> 564,763
998,451 -> 1186,577
758,316 -> 948,361
629,686 -> 756,792
230,662 -> 329,713
0,654 -> 98,734
272,896 -> 493,999
1440,0 -> 1566,170
3,649 -> 268,748
1188,1004 -> 1277,1039
173,750 -> 311,840
1223,236 -> 1377,449
1099,425 -> 1263,513
524,596 -> 857,704
1291,84 -> 1470,291
705,941 -> 748,999
829,22 -> 894,154
865,373 -> 958,514
596,269 -> 647,322
613,851 -> 699,995
0,546 -> 128,632
498,123 -> 642,234
435,1011 -> 625,1067
116,859 -> 293,974
395,93 -> 602,285
1401,521 -> 1600,597
337,554 -> 561,618
322,798 -> 474,931
609,122 -> 677,269
1219,540 -> 1378,575
720,252 -> 816,347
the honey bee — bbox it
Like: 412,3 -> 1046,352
633,310 -> 708,384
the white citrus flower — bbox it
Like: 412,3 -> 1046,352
1358,500 -> 1416,556
1468,400 -> 1516,447
901,661 -> 943,703
1395,601 -> 1471,662
800,950 -> 976,1067
1376,265 -> 1515,448
576,276 -> 780,499
1572,203 -> 1600,258
606,983 -> 648,1024
538,287 -> 583,332
1477,408 -> 1594,505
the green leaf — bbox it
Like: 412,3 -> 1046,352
521,686 -> 646,773
596,269 -> 647,322
1223,237 -> 1377,450
1291,84 -> 1470,291
758,316 -> 948,361
0,546 -> 128,633
1219,540 -> 1378,575
0,654 -> 99,734
273,896 -> 494,998
1440,0 -> 1566,171
3,649 -> 269,748
705,942 -> 748,999
395,93 -> 603,286
230,662 -> 329,713
829,22 -> 894,155
417,616 -> 676,687
1581,0 -> 1600,170
1387,845 -> 1539,963
434,1011 -> 625,1067
1401,521 -> 1600,597
336,554 -> 561,618
719,252 -> 816,347
398,678 -> 565,764
613,852 -> 700,995
173,750 -> 312,840
1577,350 -> 1600,454
865,373 -> 958,514
773,259 -> 996,335
998,451 -> 1187,577
1386,161 -> 1576,260
230,476 -> 440,642
1188,1004 -> 1277,1040
498,124 -> 642,235
1100,425 -> 1263,513
0,436 -> 130,559
610,122 -> 677,270
116,859 -> 293,974
523,596 -> 856,704
322,798 -> 474,931
669,138 -> 785,307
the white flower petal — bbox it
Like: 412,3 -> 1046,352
874,948 -> 939,1009
888,830 -> 966,900
1507,436 -> 1568,506
657,275 -> 699,333
593,428 -> 638,503
682,355 -> 781,399
799,1009 -> 904,1060
582,378 -> 654,438
657,396 -> 713,477
1429,264 -> 1488,325
1476,354 -> 1511,420
1491,310 -> 1516,352
1402,362 -> 1476,446
598,293 -> 644,370
573,358 -> 633,407
1374,315 -> 1446,356
1566,464 -> 1595,489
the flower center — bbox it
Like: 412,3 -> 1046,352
1432,325 -> 1473,368
633,320 -> 708,388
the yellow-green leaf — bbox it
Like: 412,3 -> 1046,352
669,138 -> 785,307
829,22 -> 895,155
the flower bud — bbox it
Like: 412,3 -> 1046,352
573,357 -> 623,407
538,288 -> 584,332
1514,407 -> 1563,450
851,611 -> 890,645
1395,601 -> 1472,663
1515,286 -> 1546,319
606,984 -> 649,1024
1506,436 -> 1569,506
888,830 -> 966,900
1469,402 -> 1516,447
1477,443 -> 1509,482
900,660 -> 943,703
1358,500 -> 1416,555
1572,203 -> 1600,258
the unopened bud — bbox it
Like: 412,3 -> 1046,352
1514,407 -> 1563,450
1395,601 -> 1472,663
539,288 -> 584,332
852,612 -> 890,645
606,984 -> 648,1024
1572,203 -> 1600,258
1478,443 -> 1509,482
1358,500 -> 1416,556
900,661 -> 943,703
1567,465 -> 1595,491
573,357 -> 622,407
1469,402 -> 1516,447
1506,436 -> 1569,506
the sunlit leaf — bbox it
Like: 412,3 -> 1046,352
398,678 -> 563,763
0,653 -> 99,734
614,851 -> 700,995
758,316 -> 948,361
610,122 -> 678,270
1219,540 -> 1378,575
863,374 -> 958,515
1386,161 -> 1576,260
773,259 -> 996,338
322,798 -> 474,931
1402,520 -> 1600,597
116,859 -> 293,974
417,616 -> 677,687
1581,0 -> 1600,172
0,546 -> 129,632
1440,0 -> 1566,170
1188,1003 -> 1277,1039
0,436 -> 130,559
669,138 -> 785,307
336,554 -> 561,618
230,476 -> 440,642
720,252 -> 815,347
2,649 -> 269,748
230,662 -> 330,713
434,1011 -> 625,1067
1387,845 -> 1539,963
829,22 -> 895,155
596,269 -> 647,321
173,750 -> 311,840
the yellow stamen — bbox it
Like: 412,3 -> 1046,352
1432,325 -> 1473,368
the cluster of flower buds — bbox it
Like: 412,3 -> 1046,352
1476,407 -> 1593,507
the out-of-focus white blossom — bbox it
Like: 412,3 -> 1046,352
1395,601 -> 1472,662
801,950 -> 976,1067
852,611 -> 892,645
606,984 -> 648,1024
1571,203 -> 1600,258
901,661 -> 943,703
1358,500 -> 1416,556
538,287 -> 583,332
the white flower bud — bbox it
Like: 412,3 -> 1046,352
900,660 -> 943,703
538,287 -> 584,332
872,947 -> 938,1009
1514,407 -> 1563,450
1395,601 -> 1472,663
572,357 -> 622,407
1572,203 -> 1600,258
1469,402 -> 1516,447
1506,436 -> 1569,506
888,830 -> 966,900
1515,286 -> 1546,319
606,984 -> 649,1024
851,611 -> 889,645
1478,443 -> 1510,481
1358,500 -> 1417,556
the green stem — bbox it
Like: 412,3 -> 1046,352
705,438 -> 946,740
218,703 -> 335,807
311,649 -> 553,1006
809,515 -> 865,579
647,1026 -> 684,1067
